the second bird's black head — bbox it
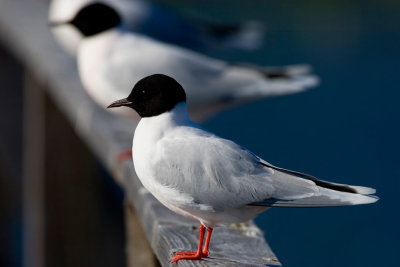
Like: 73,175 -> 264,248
108,74 -> 187,118
52,3 -> 121,37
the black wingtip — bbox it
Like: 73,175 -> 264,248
260,161 -> 358,194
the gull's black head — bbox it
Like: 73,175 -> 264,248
56,3 -> 121,37
108,74 -> 186,118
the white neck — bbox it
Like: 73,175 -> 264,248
77,28 -> 122,108
132,102 -> 196,160
134,102 -> 193,141
142,102 -> 192,126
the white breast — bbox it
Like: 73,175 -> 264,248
131,104 -> 204,219
78,30 -> 115,104
77,30 -> 137,118
131,104 -> 267,227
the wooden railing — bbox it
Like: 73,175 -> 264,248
0,0 -> 281,266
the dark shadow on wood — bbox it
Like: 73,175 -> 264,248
125,202 -> 161,267
44,84 -> 126,267
0,43 -> 24,267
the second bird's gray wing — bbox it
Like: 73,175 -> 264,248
102,32 -> 226,100
102,33 -> 319,119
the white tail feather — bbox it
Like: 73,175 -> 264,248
318,188 -> 379,205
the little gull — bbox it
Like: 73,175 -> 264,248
50,2 -> 319,122
49,0 -> 265,56
108,74 -> 378,263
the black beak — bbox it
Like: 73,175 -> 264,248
49,21 -> 68,27
107,98 -> 133,108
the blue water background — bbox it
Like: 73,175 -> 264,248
163,0 -> 400,266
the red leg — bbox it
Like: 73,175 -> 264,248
116,149 -> 132,162
202,227 -> 213,256
173,224 -> 206,256
171,224 -> 208,262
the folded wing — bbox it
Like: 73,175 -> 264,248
154,126 -> 378,211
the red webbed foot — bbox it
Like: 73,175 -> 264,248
171,252 -> 206,263
173,251 -> 198,256
170,224 -> 213,263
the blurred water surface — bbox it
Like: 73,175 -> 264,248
160,0 -> 400,266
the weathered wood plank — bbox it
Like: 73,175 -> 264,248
22,73 -> 46,267
0,0 -> 281,266
125,202 -> 160,267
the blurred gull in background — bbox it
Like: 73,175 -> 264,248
49,0 -> 265,56
49,2 -> 319,121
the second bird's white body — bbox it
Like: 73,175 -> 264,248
78,27 -> 318,120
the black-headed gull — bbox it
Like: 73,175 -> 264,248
49,0 -> 265,56
108,74 -> 378,263
50,3 -> 319,121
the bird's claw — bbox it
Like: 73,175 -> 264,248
171,251 -> 207,263
173,251 -> 197,256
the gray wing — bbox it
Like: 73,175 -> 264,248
102,33 -> 319,115
154,126 -> 378,210
251,161 -> 378,207
153,126 -> 320,211
102,32 -> 226,99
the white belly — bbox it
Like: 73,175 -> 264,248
131,116 -> 268,227
77,31 -> 138,118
